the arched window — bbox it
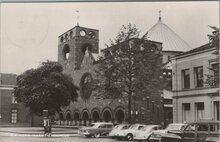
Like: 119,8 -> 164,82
63,44 -> 70,60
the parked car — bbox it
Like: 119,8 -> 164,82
115,124 -> 148,141
149,123 -> 187,142
78,122 -> 114,138
109,124 -> 130,138
133,125 -> 162,141
149,121 -> 219,142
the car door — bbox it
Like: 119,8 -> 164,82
196,124 -> 208,142
182,124 -> 196,142
97,124 -> 106,135
135,125 -> 145,137
106,124 -> 113,134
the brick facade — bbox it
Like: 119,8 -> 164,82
0,73 -> 31,126
56,25 -> 165,126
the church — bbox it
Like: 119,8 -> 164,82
55,14 -> 191,126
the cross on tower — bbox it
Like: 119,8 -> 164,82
76,10 -> 79,26
159,10 -> 162,22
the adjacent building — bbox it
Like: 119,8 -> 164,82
0,73 -> 30,125
171,43 -> 219,123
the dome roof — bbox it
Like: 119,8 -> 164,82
143,18 -> 191,52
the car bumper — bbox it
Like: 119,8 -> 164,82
78,130 -> 90,135
134,136 -> 148,140
149,137 -> 162,142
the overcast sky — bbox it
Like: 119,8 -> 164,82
1,1 -> 219,74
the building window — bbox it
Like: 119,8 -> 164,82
12,93 -> 17,104
194,66 -> 203,87
168,55 -> 170,61
157,106 -> 159,123
152,101 -> 155,113
11,109 -> 17,123
195,102 -> 204,121
182,69 -> 190,89
182,103 -> 190,122
211,63 -> 219,87
214,101 -> 219,121
146,97 -> 150,110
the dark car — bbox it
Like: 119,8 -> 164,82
78,122 -> 114,138
149,121 -> 219,142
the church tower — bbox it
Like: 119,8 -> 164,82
58,25 -> 99,70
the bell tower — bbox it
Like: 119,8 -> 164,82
58,25 -> 99,70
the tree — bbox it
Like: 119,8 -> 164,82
14,61 -> 78,126
206,26 -> 219,87
95,24 -> 163,124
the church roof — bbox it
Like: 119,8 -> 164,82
143,16 -> 192,52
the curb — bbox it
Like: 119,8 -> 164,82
0,132 -> 78,138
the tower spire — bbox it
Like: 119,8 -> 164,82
76,10 -> 79,26
159,10 -> 162,22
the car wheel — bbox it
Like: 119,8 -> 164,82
126,134 -> 133,141
94,133 -> 100,138
85,135 -> 91,138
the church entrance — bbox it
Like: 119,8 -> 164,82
73,112 -> 80,126
82,112 -> 89,126
66,113 -> 71,125
115,109 -> 125,123
92,111 -> 100,122
103,110 -> 112,122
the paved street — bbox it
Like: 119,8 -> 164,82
0,135 -> 138,142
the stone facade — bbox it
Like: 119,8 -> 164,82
171,43 -> 219,123
56,25 -> 165,126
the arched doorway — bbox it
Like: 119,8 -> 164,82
92,111 -> 100,122
82,111 -> 89,126
66,113 -> 71,125
115,109 -> 125,123
59,113 -> 64,125
103,110 -> 112,122
73,112 -> 80,126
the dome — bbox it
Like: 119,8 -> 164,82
143,17 -> 191,52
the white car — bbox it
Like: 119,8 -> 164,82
109,124 -> 130,138
133,125 -> 162,140
115,124 -> 147,141
149,123 -> 187,141
78,122 -> 114,138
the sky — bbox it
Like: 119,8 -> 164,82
1,1 -> 219,74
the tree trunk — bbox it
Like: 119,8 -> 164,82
128,91 -> 132,124
30,112 -> 34,127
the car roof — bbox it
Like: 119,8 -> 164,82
92,122 -> 113,125
116,124 -> 130,126
146,125 -> 161,127
188,121 -> 220,125
169,123 -> 186,125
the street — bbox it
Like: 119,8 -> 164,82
0,135 -> 138,142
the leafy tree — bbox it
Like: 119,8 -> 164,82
206,26 -> 219,87
95,24 -> 163,124
14,61 -> 78,125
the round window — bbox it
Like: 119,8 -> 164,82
80,30 -> 86,36
80,73 -> 93,101
88,31 -> 96,38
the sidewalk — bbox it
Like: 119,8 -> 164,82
0,126 -> 80,137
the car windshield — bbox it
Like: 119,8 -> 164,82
122,125 -> 130,130
113,125 -> 120,129
140,126 -> 154,132
129,125 -> 138,130
90,123 -> 100,128
114,125 -> 129,130
166,124 -> 184,131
